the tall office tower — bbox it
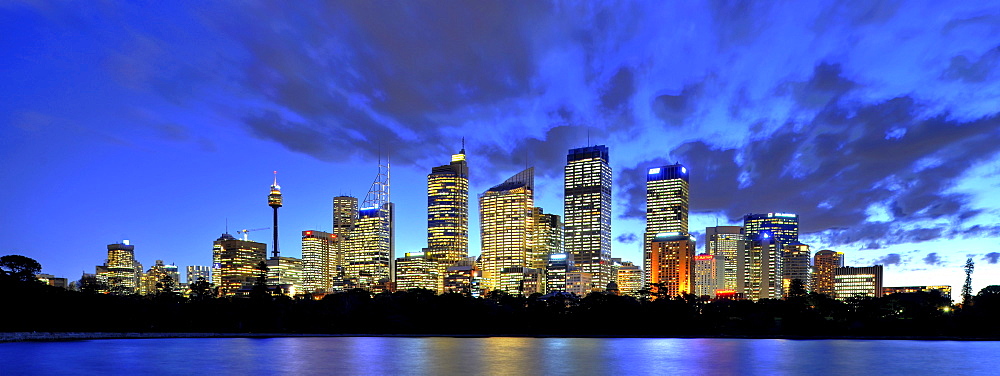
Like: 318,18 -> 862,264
705,226 -> 744,291
301,230 -> 337,294
647,233 -> 695,297
615,261 -> 644,297
427,146 -> 469,266
694,254 -> 725,297
740,232 -> 783,300
395,251 -> 443,292
105,241 -> 140,295
186,265 -> 211,286
545,253 -> 573,293
644,164 -> 690,292
479,168 -> 534,293
743,213 -> 799,246
782,243 -> 812,296
141,260 -> 180,295
812,250 -> 845,296
529,207 -> 564,270
332,196 -> 358,287
268,171 -> 283,259
343,162 -> 394,292
834,265 -> 883,300
212,233 -> 267,297
564,145 -> 613,289
266,256 -> 302,295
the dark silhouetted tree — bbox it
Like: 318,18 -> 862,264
787,278 -> 808,299
250,261 -> 270,300
962,257 -> 975,307
189,276 -> 216,300
0,255 -> 42,282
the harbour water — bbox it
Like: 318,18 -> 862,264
2,336 -> 998,375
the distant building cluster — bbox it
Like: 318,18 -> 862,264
49,144 -> 951,301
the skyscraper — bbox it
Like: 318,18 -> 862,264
332,196 -> 358,289
141,260 -> 180,295
427,146 -> 469,265
564,145 -> 612,289
266,256 -> 302,295
395,251 -> 443,292
268,171 -> 282,259
529,207 -> 564,270
212,233 -> 267,297
343,162 -> 394,292
647,232 -> 695,297
545,253 -> 573,293
834,265 -> 883,300
740,213 -> 799,300
186,265 -> 211,286
812,250 -> 845,296
479,167 -> 534,293
705,226 -> 744,291
743,213 -> 799,246
694,254 -> 725,298
301,230 -> 337,294
104,241 -> 140,295
782,243 -> 811,296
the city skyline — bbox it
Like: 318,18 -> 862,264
3,2 -> 1000,293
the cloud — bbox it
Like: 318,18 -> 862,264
616,233 -> 638,244
875,253 -> 902,266
923,252 -> 943,266
984,252 -> 1000,264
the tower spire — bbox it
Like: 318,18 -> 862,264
268,170 -> 283,259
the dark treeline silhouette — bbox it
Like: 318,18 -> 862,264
4,256 -> 1000,337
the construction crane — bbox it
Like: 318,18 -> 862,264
237,227 -> 271,241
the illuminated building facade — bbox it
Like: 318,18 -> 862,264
615,261 -> 643,297
104,241 -> 141,295
479,167 -> 534,293
646,233 -> 695,297
345,206 -> 393,291
332,196 -> 358,289
427,147 -> 469,266
812,250 -> 845,296
782,243 -> 811,296
883,285 -> 952,300
395,251 -> 443,292
705,226 -> 744,291
266,256 -> 302,296
694,254 -> 725,298
529,207 -> 564,270
36,274 -> 68,289
834,266 -> 883,300
186,265 -> 211,286
743,213 -> 799,246
499,266 -> 543,296
545,253 -> 573,293
301,230 -> 338,294
740,232 -> 783,300
212,233 -> 267,297
564,145 -> 613,289
643,164 -> 689,294
443,256 -> 481,296
141,260 -> 180,295
566,270 -> 594,296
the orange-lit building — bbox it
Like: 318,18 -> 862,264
646,232 -> 695,297
813,249 -> 844,296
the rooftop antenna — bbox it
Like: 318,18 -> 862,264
587,127 -> 591,146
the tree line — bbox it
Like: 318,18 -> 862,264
4,254 -> 1000,337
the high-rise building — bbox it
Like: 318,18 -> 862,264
705,226 -> 743,291
395,251 -> 443,292
782,243 -> 812,296
529,207 -> 563,271
740,231 -> 783,300
646,232 -> 695,297
694,254 -> 725,298
104,241 -> 140,295
812,250 -> 844,296
479,168 -> 534,293
615,261 -> 644,297
343,162 -> 394,292
564,145 -> 613,289
266,256 -> 302,296
545,253 -> 573,294
427,146 -> 469,266
743,213 -> 799,246
301,230 -> 338,294
268,171 -> 283,259
186,265 -> 211,286
566,270 -> 594,297
643,164 -> 689,293
332,196 -> 358,289
212,233 -> 267,297
443,256 -> 481,296
834,266 -> 883,300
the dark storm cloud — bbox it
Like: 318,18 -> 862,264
984,252 -> 1000,264
874,253 -> 903,266
923,252 -> 943,266
600,67 -> 635,110
617,60 -> 1000,249
651,83 -> 703,126
777,63 -> 856,108
942,46 -> 1000,83
616,233 -> 638,244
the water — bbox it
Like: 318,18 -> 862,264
2,337 -> 998,375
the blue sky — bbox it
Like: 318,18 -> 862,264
3,1 -> 1000,293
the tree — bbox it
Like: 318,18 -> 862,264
787,278 -> 808,299
189,276 -> 216,300
0,255 -> 43,283
962,258 -> 975,307
250,261 -> 271,300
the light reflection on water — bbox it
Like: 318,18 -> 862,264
2,337 -> 999,375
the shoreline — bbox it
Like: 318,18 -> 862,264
3,332 -> 999,343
